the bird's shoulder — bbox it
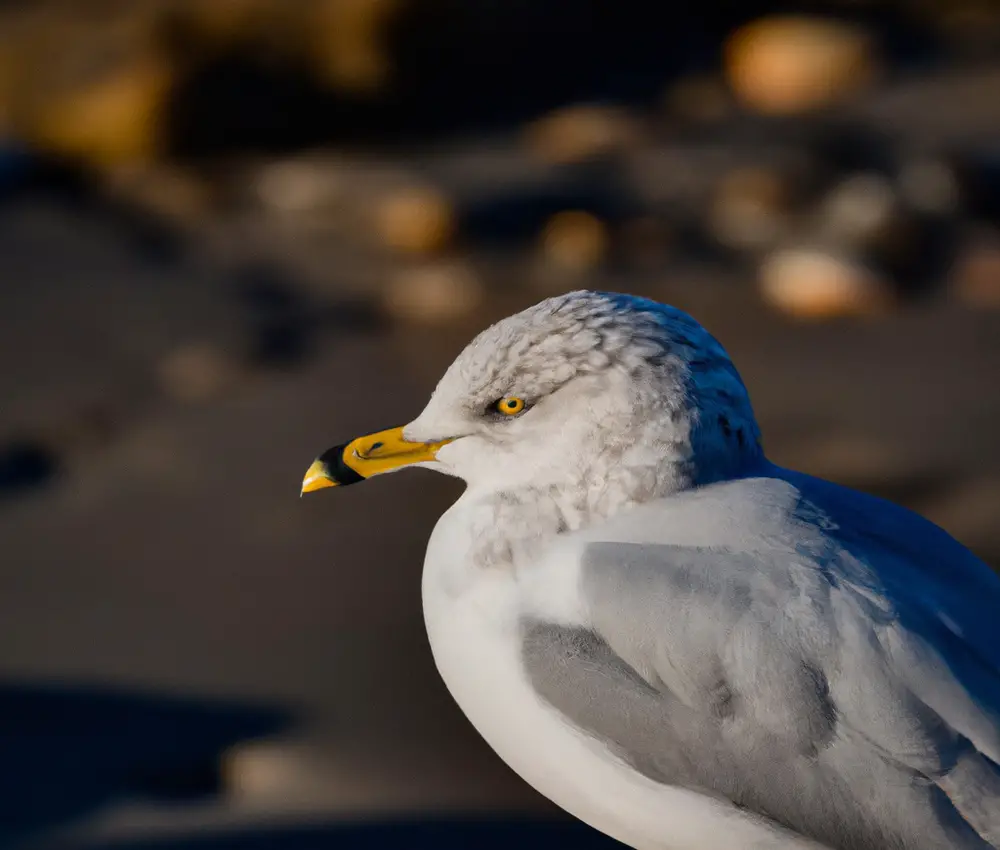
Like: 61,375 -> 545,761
579,464 -> 1000,641
568,464 -> 1000,758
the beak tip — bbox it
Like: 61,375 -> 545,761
301,460 -> 338,495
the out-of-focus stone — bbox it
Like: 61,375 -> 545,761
0,23 -> 21,134
175,0 -> 274,48
817,172 -> 901,247
725,16 -> 876,115
309,0 -> 402,94
759,247 -> 895,319
22,52 -> 173,167
540,211 -> 609,272
382,261 -> 484,324
40,401 -> 121,457
254,156 -> 346,216
4,3 -> 175,167
664,74 -> 732,124
709,166 -> 791,251
922,0 -> 1000,59
949,232 -> 1000,309
103,164 -> 214,224
373,186 -> 456,255
222,740 -> 322,802
897,156 -> 962,216
524,105 -> 641,165
157,343 -> 242,403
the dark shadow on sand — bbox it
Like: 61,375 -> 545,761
55,817 -> 625,850
0,681 -> 291,846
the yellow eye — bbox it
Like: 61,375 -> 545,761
495,396 -> 526,415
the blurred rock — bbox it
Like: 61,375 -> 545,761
918,0 -> 1000,59
524,105 -> 641,165
861,68 -> 1000,153
759,246 -> 895,319
540,210 -> 609,272
28,53 -> 172,167
725,16 -> 876,115
174,0 -> 277,50
708,166 -> 791,252
817,171 -> 941,291
382,260 -> 484,324
3,3 -> 174,167
103,163 -> 214,225
157,343 -> 242,403
0,23 -> 20,135
254,155 -> 347,216
949,230 -> 1000,309
373,185 -> 456,256
897,155 -> 962,217
664,74 -> 733,125
817,171 -> 901,248
41,401 -> 121,458
223,739 -> 309,801
309,0 -> 403,94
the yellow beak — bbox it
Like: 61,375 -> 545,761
301,426 -> 451,494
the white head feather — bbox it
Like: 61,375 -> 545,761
404,291 -> 762,562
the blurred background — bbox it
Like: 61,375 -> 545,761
1,0 -> 999,847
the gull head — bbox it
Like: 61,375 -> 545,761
302,291 -> 762,520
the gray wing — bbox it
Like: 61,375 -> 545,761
521,474 -> 1000,850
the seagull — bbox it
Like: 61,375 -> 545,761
301,290 -> 1000,850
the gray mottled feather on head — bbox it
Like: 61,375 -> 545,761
521,470 -> 1000,850
428,290 -> 762,482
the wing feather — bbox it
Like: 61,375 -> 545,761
521,471 -> 1000,850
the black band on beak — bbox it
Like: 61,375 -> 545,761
318,443 -> 365,486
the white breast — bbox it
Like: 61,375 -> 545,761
420,498 -> 826,850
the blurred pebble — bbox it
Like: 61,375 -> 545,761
42,402 -> 121,457
157,343 -> 242,403
925,0 -> 1000,59
817,171 -> 899,247
103,163 -> 214,224
309,0 -> 401,93
255,157 -> 344,215
176,0 -> 272,48
524,104 -> 640,165
373,186 -> 456,255
897,156 -> 961,216
759,246 -> 894,319
222,740 -> 299,800
949,231 -> 1000,309
708,167 -> 791,251
664,74 -> 732,124
26,51 -> 173,166
382,260 -> 484,324
540,211 -> 609,272
725,16 -> 876,115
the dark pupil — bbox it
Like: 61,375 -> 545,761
506,400 -> 517,408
